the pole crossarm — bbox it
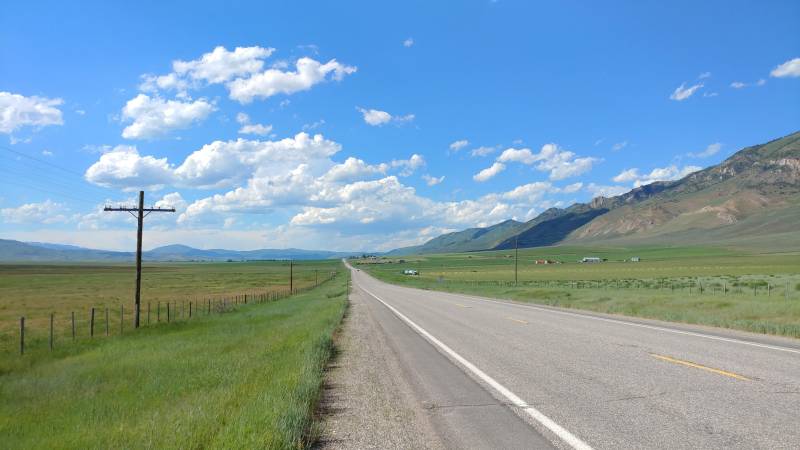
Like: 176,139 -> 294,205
103,191 -> 175,329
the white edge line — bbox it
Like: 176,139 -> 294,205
443,292 -> 800,356
358,283 -> 594,450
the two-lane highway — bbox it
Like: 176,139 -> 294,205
345,263 -> 800,449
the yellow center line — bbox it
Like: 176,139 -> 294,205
650,353 -> 751,381
506,316 -> 529,325
454,303 -> 472,308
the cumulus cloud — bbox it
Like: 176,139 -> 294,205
235,112 -> 273,136
84,145 -> 175,191
391,154 -> 425,176
586,183 -> 629,198
612,165 -> 702,187
421,174 -> 445,186
139,46 -> 355,105
0,92 -> 64,134
449,139 -> 469,153
730,81 -> 747,89
470,146 -> 497,157
357,107 -> 414,126
473,162 -> 505,182
121,94 -> 215,139
403,38 -> 414,47
323,157 -> 388,182
698,72 -> 712,79
562,182 -> 583,193
670,82 -> 703,101
229,57 -> 356,103
1,199 -> 69,224
496,144 -> 598,180
688,142 -> 722,158
770,57 -> 800,78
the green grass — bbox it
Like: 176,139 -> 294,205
0,260 -> 339,352
0,270 -> 347,449
358,245 -> 800,338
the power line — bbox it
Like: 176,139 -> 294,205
0,145 -> 87,178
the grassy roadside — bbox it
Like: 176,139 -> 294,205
0,271 -> 347,449
358,249 -> 800,339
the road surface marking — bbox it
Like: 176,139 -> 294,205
650,353 -> 751,381
358,282 -> 593,450
455,303 -> 472,308
506,316 -> 528,324
443,293 -> 800,355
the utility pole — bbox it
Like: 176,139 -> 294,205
105,191 -> 175,328
514,235 -> 519,286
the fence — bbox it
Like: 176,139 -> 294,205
10,271 -> 338,356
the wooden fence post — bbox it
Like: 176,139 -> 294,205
19,317 -> 25,355
50,313 -> 54,351
147,302 -> 151,325
189,301 -> 192,318
167,302 -> 170,323
90,307 -> 95,338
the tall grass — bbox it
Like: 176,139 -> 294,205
0,274 -> 347,449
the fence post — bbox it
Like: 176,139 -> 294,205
90,307 -> 95,338
167,302 -> 170,323
72,311 -> 75,340
147,302 -> 151,325
50,313 -> 54,351
20,317 -> 25,356
189,301 -> 193,318
157,302 -> 161,322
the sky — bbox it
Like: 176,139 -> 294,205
1,0 -> 799,252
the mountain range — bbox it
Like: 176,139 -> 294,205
0,240 -> 354,262
391,130 -> 800,255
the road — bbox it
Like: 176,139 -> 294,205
341,263 -> 800,449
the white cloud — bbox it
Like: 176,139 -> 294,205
324,157 -> 388,182
302,119 -> 325,131
688,142 -> 722,158
756,78 -> 766,86
612,164 -> 703,187
403,38 -> 414,48
562,182 -> 583,193
670,82 -> 703,101
0,92 -> 64,134
174,46 -> 274,84
586,183 -> 629,198
473,162 -> 505,182
497,143 -> 598,180
730,81 -> 747,89
698,72 -> 712,79
422,174 -> 445,186
391,154 -> 425,176
470,146 -> 497,157
356,107 -> 414,126
770,57 -> 800,78
1,200 -> 69,224
235,112 -> 272,135
228,57 -> 356,104
41,149 -> 54,156
611,141 -> 627,152
121,94 -> 215,139
84,145 -> 175,191
449,139 -> 469,152
703,92 -> 718,98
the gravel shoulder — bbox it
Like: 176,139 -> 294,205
315,287 -> 445,449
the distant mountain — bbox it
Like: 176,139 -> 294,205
0,240 -> 354,262
391,130 -> 800,254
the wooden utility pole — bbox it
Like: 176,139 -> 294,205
514,235 -> 519,286
104,191 -> 175,328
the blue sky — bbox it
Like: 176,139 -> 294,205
1,0 -> 799,251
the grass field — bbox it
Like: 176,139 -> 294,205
358,245 -> 800,338
0,260 -> 339,355
0,265 -> 347,449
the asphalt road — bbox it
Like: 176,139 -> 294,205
344,263 -> 800,449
